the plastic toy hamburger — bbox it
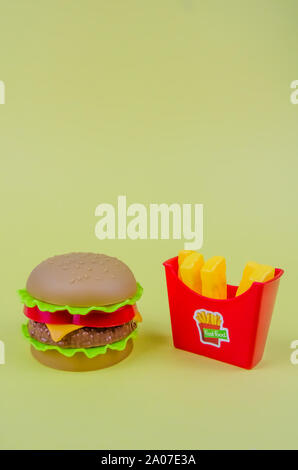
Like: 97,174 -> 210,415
19,253 -> 142,371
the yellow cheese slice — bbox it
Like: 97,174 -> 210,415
179,252 -> 205,294
133,312 -> 143,323
46,324 -> 83,342
201,256 -> 227,299
236,262 -> 274,296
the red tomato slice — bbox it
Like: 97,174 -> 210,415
24,304 -> 135,328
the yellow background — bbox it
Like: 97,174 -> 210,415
0,0 -> 297,449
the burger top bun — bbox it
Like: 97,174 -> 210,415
26,253 -> 138,307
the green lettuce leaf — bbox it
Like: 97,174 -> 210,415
18,282 -> 143,315
22,323 -> 137,358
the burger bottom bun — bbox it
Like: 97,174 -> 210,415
30,340 -> 133,372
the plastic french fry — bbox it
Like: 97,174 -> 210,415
201,256 -> 227,299
236,262 -> 275,296
236,261 -> 259,296
178,250 -> 196,271
179,252 -> 205,294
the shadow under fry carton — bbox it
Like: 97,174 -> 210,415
163,256 -> 284,369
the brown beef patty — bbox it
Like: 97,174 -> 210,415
28,319 -> 137,349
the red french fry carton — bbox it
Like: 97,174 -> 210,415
163,256 -> 284,369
